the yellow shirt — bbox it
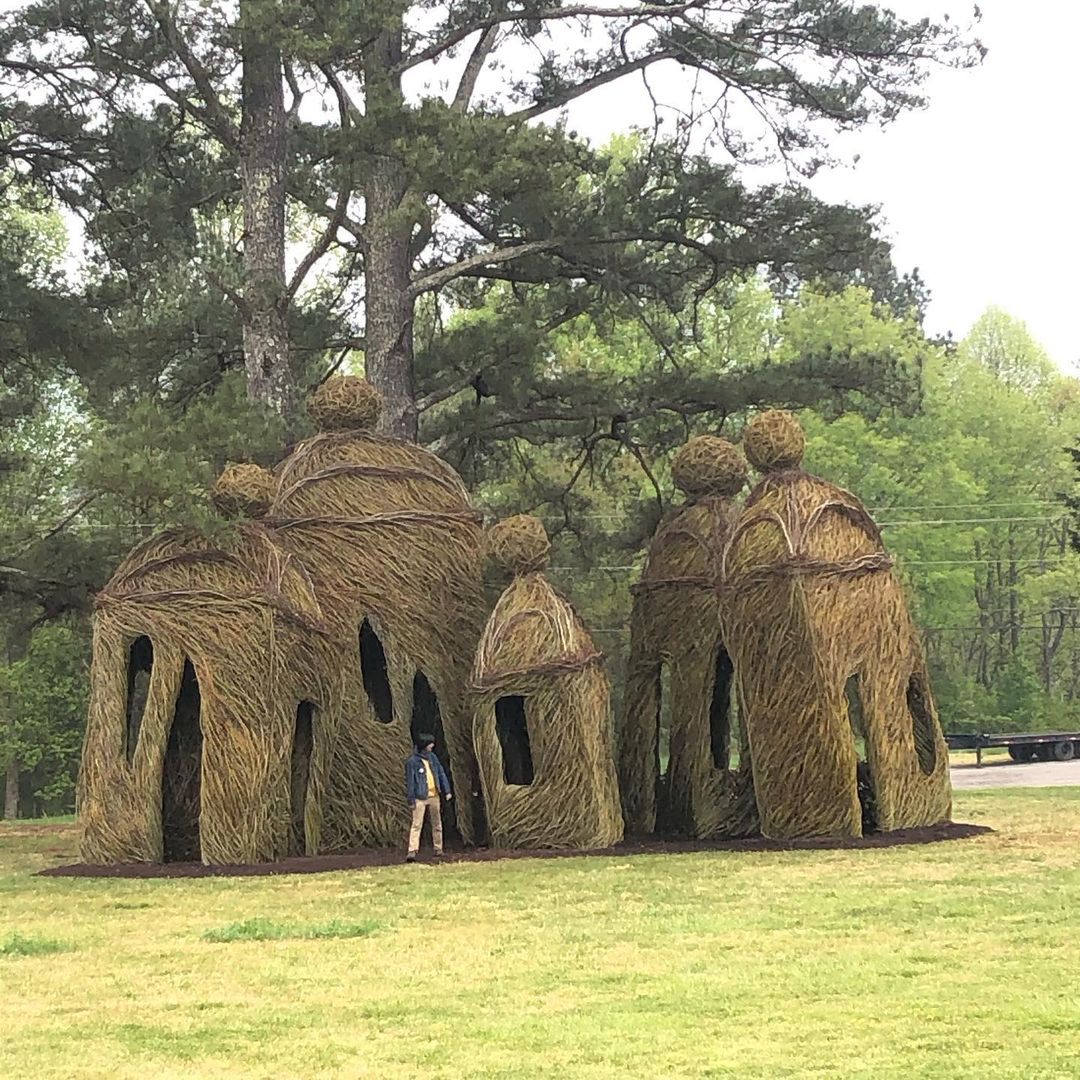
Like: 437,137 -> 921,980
422,758 -> 437,799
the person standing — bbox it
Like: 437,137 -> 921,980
405,733 -> 452,862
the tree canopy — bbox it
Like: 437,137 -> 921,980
2,0 -> 982,436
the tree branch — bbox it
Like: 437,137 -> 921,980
14,493 -> 99,558
286,190 -> 347,301
398,3 -> 706,73
417,373 -> 479,414
144,0 -> 240,149
507,50 -> 680,123
410,227 -> 720,297
452,26 -> 500,112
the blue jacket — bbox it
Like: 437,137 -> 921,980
406,750 -> 451,803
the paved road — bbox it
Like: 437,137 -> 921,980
950,760 -> 1080,789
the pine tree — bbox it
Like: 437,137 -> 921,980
2,0 -> 982,436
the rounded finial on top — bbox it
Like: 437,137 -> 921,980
308,376 -> 382,432
486,514 -> 551,575
672,436 -> 748,497
743,409 -> 806,472
211,462 -> 276,519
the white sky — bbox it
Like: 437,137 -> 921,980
562,1 -> 1080,369
814,1 -> 1080,370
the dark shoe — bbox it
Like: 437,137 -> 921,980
405,853 -> 417,863
432,850 -> 444,860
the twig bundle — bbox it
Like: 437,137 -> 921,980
78,525 -> 342,864
620,437 -> 757,839
472,516 -> 623,850
269,377 -> 488,848
211,463 -> 276,519
723,411 -> 952,839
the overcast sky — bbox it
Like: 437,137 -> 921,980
812,1 -> 1079,370
558,2 -> 1079,370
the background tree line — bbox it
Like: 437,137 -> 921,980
8,1 -> 1070,819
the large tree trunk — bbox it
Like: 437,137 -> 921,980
3,757 -> 16,820
2,681 -> 15,817
362,29 -> 418,442
239,2 -> 290,418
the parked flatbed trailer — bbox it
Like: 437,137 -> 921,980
945,731 -> 1080,767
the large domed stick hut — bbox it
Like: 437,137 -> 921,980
78,468 -> 341,865
471,516 -> 623,850
722,410 -> 951,840
269,376 -> 488,848
619,436 -> 757,839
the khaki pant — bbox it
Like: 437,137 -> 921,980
408,796 -> 443,854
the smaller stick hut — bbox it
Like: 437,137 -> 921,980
722,410 -> 952,840
79,466 -> 340,865
270,377 -> 487,849
619,436 -> 757,839
472,516 -> 623,850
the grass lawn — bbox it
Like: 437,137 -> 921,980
949,748 -> 1012,767
2,790 -> 1079,1079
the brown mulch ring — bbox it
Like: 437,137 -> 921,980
38,821 -> 991,879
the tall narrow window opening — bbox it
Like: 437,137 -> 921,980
495,696 -> 533,785
125,635 -> 154,764
290,701 -> 315,856
846,674 -> 877,833
709,647 -> 736,770
162,659 -> 202,862
656,663 -> 672,778
359,619 -> 393,723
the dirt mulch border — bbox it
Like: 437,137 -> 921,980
37,821 -> 991,879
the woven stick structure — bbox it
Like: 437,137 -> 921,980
619,436 -> 757,839
270,376 -> 488,848
472,516 -> 623,850
723,410 -> 952,840
78,524 -> 342,864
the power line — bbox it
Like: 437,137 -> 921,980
590,616 -> 1080,636
549,557 -> 1076,572
539,502 -> 1067,521
879,516 -> 1066,527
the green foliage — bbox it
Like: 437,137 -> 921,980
80,373 -> 289,533
0,622 -> 90,813
201,918 -> 381,944
995,656 -> 1044,729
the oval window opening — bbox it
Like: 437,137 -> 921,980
359,619 -> 394,724
906,671 -> 938,776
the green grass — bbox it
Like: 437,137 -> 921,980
202,916 -> 381,943
950,746 -> 1011,766
2,788 -> 1079,1078
1,931 -> 73,957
